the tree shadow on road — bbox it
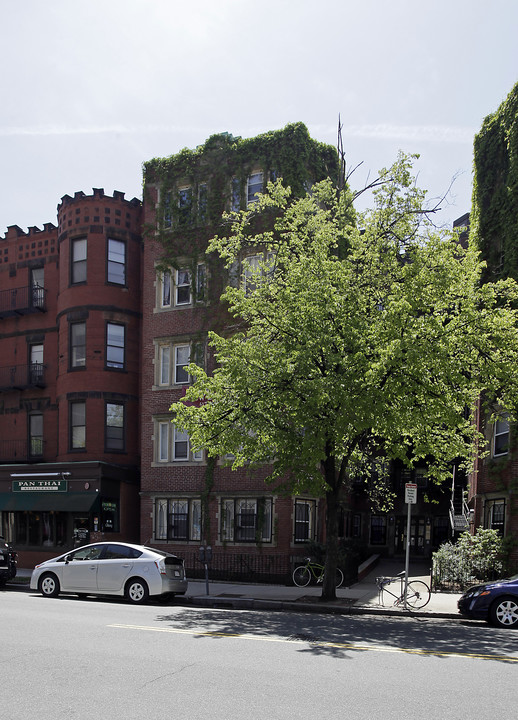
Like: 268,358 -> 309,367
153,605 -> 518,663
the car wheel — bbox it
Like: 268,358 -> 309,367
39,573 -> 60,598
125,578 -> 149,604
489,596 -> 518,628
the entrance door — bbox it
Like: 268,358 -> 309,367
395,517 -> 426,555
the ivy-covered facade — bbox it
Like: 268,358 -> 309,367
139,124 -> 344,580
470,81 -> 518,567
139,123 -> 455,581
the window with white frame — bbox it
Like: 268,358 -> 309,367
247,172 -> 263,205
242,252 -> 275,295
243,254 -> 262,295
158,265 -> 206,308
155,497 -> 202,541
175,345 -> 190,384
294,499 -> 316,543
493,415 -> 510,456
159,345 -> 171,386
160,270 -> 172,307
220,497 -> 273,543
156,420 -> 203,463
176,269 -> 191,305
157,340 -> 205,387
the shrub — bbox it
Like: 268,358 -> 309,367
432,528 -> 505,590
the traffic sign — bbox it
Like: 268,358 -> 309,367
405,483 -> 417,504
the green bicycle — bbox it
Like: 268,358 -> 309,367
292,557 -> 344,588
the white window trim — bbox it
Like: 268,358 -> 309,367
176,268 -> 191,306
160,270 -> 172,308
156,340 -> 206,388
154,497 -> 202,542
174,344 -> 190,385
294,498 -> 316,543
220,497 -> 273,543
493,415 -> 510,457
247,172 -> 263,206
158,421 -> 169,462
154,419 -> 203,463
159,345 -> 171,386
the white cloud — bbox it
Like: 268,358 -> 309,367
338,124 -> 476,144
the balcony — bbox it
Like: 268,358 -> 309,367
0,364 -> 46,391
0,439 -> 44,463
0,285 -> 47,318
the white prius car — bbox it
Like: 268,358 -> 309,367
30,542 -> 188,604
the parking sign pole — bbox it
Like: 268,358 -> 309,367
404,483 -> 417,609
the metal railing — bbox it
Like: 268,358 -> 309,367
432,555 -> 502,592
0,285 -> 46,317
0,439 -> 45,463
183,551 -> 292,584
0,364 -> 46,390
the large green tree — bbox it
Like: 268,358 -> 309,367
172,154 -> 518,600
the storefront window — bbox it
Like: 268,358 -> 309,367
15,511 -> 68,547
101,500 -> 119,532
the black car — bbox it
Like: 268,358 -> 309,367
458,575 -> 518,628
0,536 -> 17,586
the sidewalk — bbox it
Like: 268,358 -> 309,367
184,559 -> 461,618
11,559 -> 462,619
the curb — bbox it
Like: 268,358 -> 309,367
182,594 -> 461,620
6,578 -> 461,620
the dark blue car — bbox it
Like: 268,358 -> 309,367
458,575 -> 518,628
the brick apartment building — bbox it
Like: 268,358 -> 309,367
0,123 -> 483,576
138,125 -> 454,580
0,189 -> 142,568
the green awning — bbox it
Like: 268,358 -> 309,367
0,492 -> 99,512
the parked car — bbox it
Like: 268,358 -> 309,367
30,542 -> 188,604
458,575 -> 518,628
0,536 -> 17,587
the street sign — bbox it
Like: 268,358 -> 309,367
405,483 -> 417,504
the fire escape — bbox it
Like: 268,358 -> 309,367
450,467 -> 470,533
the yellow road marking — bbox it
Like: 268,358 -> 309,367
108,624 -> 518,662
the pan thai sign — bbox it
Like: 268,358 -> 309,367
12,480 -> 68,492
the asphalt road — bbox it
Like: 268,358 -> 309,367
2,586 -> 517,720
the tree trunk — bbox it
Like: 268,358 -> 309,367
321,455 -> 341,601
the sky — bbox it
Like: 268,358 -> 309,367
1,0 -> 517,236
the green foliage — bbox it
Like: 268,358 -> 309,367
472,81 -> 518,282
432,528 -> 506,589
144,122 -> 338,239
171,152 -> 518,599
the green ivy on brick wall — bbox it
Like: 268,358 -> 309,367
472,81 -> 518,282
143,122 -> 338,242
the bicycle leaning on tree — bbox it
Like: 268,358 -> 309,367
292,557 -> 344,588
376,570 -> 431,609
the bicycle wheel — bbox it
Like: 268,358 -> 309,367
405,580 -> 431,609
335,568 -> 344,588
293,566 -> 311,587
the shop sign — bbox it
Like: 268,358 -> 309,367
12,480 -> 68,492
